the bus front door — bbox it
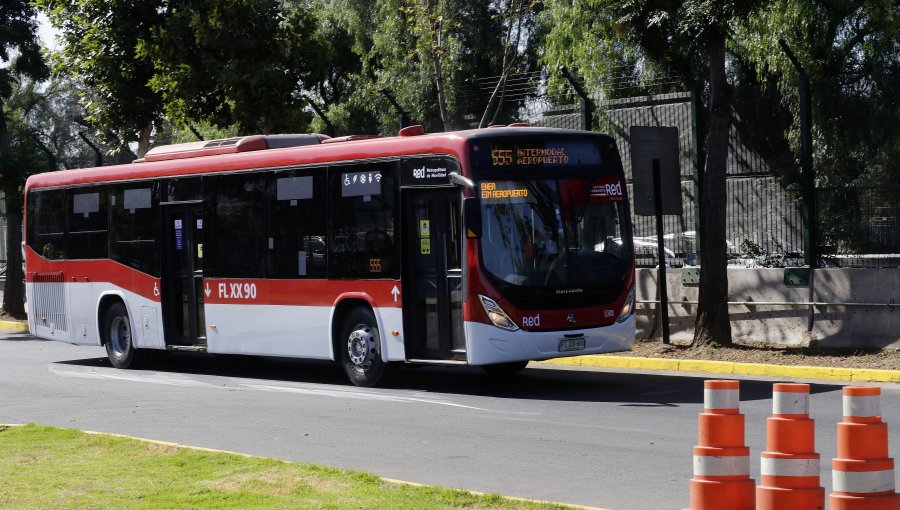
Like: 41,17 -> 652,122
161,204 -> 206,347
402,189 -> 465,361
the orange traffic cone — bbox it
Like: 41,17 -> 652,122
690,380 -> 755,510
831,386 -> 900,510
756,383 -> 825,509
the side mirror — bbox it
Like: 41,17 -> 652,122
463,197 -> 481,239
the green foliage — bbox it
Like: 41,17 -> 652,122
0,424 -> 576,510
732,0 -> 900,187
313,0 -> 539,135
0,106 -> 46,202
38,0 -> 166,151
140,0 -> 320,134
0,1 -> 49,100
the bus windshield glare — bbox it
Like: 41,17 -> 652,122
478,176 -> 632,289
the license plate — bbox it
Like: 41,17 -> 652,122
559,337 -> 586,352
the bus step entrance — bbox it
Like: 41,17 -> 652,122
166,345 -> 208,352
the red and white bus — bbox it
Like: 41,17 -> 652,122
24,125 -> 636,386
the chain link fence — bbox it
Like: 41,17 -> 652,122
486,67 -> 897,269
818,185 -> 900,268
529,92 -> 808,268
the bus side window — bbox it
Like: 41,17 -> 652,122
329,162 -> 398,279
267,169 -> 327,278
27,189 -> 67,260
67,187 -> 108,260
110,184 -> 160,276
204,173 -> 267,278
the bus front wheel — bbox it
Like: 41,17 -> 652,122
103,302 -> 149,369
340,307 -> 390,387
481,360 -> 529,377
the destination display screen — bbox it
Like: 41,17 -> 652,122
479,181 -> 533,202
474,140 -> 602,169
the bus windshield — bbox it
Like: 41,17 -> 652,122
478,176 -> 631,289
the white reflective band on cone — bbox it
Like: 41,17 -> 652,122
694,455 -> 750,477
704,388 -> 739,410
833,469 -> 896,493
761,457 -> 819,477
843,395 -> 882,418
774,391 -> 809,415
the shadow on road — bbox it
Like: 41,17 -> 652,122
53,350 -> 846,407
0,332 -> 49,342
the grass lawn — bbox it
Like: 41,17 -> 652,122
0,424 -> 577,510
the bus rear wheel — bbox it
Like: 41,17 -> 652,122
103,302 -> 149,369
340,307 -> 390,387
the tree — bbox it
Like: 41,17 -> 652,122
401,0 -> 458,131
733,0 -> 900,255
318,0 -> 535,134
1,1 -> 49,318
542,0 -> 764,346
39,0 -> 167,158
477,0 -> 536,128
141,0 -> 322,134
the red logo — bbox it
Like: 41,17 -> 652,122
590,177 -> 624,202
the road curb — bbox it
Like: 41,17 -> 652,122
0,320 -> 28,332
537,355 -> 900,383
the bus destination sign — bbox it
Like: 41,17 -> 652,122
484,140 -> 601,168
479,181 -> 533,203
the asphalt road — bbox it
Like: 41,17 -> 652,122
2,332 -> 899,510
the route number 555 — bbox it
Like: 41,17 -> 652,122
491,149 -> 513,166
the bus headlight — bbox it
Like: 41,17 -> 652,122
617,285 -> 636,323
479,295 -> 519,331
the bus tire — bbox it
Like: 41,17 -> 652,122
481,360 -> 529,377
103,302 -> 149,369
340,307 -> 390,387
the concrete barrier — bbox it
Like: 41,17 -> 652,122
636,268 -> 900,348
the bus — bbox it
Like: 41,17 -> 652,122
24,125 -> 636,386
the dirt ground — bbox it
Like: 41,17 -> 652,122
612,338 -> 900,371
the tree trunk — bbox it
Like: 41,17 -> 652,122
137,124 -> 152,158
427,0 -> 452,132
2,206 -> 26,319
692,36 -> 732,347
432,47 -> 452,132
0,102 -> 26,319
478,0 -> 526,128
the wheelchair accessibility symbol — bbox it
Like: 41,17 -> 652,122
153,282 -> 160,297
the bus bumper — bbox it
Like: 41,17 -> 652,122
463,316 -> 636,365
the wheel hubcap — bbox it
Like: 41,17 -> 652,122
347,324 -> 375,368
109,316 -> 130,357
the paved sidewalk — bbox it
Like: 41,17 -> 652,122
538,353 -> 900,383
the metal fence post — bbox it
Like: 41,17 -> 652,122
780,40 -> 816,331
559,67 -> 593,131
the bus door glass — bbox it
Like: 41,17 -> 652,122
161,204 -> 206,346
402,188 -> 464,360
